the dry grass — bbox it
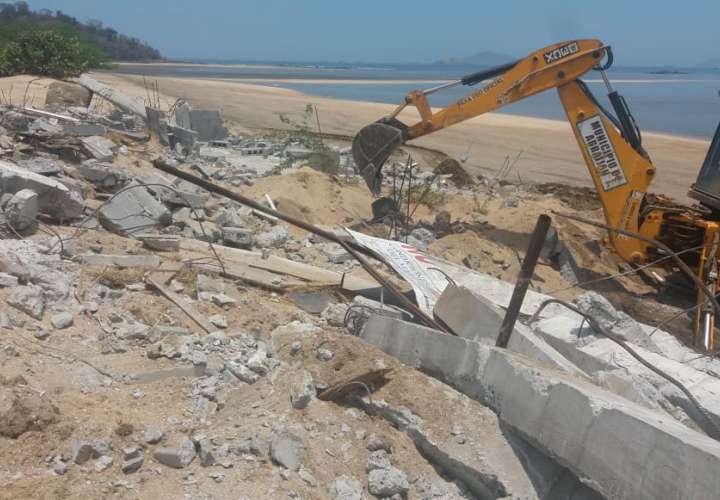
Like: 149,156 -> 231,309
84,267 -> 147,288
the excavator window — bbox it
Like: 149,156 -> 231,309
690,121 -> 720,211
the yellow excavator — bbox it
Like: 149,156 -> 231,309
351,39 -> 720,350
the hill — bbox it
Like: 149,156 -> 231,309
697,57 -> 720,69
0,2 -> 162,61
432,50 -> 515,67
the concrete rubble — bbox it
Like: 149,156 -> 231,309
2,76 -> 720,500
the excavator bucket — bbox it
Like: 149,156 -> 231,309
352,121 -> 405,194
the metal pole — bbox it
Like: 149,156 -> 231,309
496,214 -> 551,348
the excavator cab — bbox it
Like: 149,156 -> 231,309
689,121 -> 720,212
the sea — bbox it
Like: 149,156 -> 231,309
109,62 -> 720,139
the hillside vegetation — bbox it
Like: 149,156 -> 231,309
0,1 -> 161,78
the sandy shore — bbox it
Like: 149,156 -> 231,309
1,72 -> 711,201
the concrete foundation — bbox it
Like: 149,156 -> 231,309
360,314 -> 720,500
189,110 -> 228,141
146,107 -> 169,145
434,285 -> 584,375
0,160 -> 84,221
533,313 -> 720,437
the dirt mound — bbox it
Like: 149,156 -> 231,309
0,380 -> 59,438
434,157 -> 474,187
533,182 -> 601,211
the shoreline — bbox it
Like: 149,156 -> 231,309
96,69 -> 720,142
4,72 -> 705,201
187,76 -> 711,143
94,72 -> 711,202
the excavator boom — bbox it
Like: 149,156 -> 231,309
353,39 -> 609,192
352,38 -> 720,350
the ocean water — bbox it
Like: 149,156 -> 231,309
110,63 -> 720,139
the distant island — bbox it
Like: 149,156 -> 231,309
0,2 -> 162,61
648,69 -> 688,75
432,50 -> 515,67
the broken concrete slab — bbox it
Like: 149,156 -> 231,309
289,370 -> 315,409
532,313 -> 720,437
146,107 -> 169,145
154,436 -> 196,468
45,81 -> 92,108
175,102 -> 191,129
168,125 -> 197,152
189,109 -> 228,141
5,189 -> 39,232
0,160 -> 84,221
328,475 -> 363,500
76,75 -> 148,120
63,123 -> 107,137
256,226 -> 290,248
575,291 -> 661,354
98,181 -> 171,237
7,285 -> 45,320
16,158 -> 63,176
269,432 -> 305,471
79,254 -> 161,268
139,234 -> 180,252
76,161 -> 128,190
221,227 -> 254,249
50,311 -> 73,330
434,285 -> 584,375
81,136 -> 115,161
361,314 -> 720,500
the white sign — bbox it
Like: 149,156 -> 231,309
346,229 -> 450,314
578,115 -> 627,191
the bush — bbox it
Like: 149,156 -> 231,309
0,27 -> 105,78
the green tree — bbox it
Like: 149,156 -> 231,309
0,27 -> 105,78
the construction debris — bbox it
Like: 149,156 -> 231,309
1,75 -> 720,500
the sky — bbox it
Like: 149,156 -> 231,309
25,0 -> 720,66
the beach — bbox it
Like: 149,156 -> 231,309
0,71 -> 711,202
95,71 -> 710,202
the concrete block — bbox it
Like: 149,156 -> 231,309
81,136 -> 115,161
63,123 -> 107,136
139,234 -> 180,252
76,161 -> 128,190
481,348 -> 720,500
45,81 -> 92,108
222,227 -> 254,249
0,160 -> 84,221
153,436 -> 195,468
168,125 -> 197,152
175,102 -> 192,129
5,189 -> 38,232
189,109 -> 228,141
79,254 -> 161,268
146,107 -> 169,145
434,285 -> 583,375
361,314 -> 720,500
98,181 -> 171,237
16,158 -> 63,176
269,432 -> 305,471
533,314 -> 720,437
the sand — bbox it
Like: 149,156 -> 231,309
1,72 -> 711,202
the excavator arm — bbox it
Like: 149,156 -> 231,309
352,38 -> 720,350
353,39 -> 657,261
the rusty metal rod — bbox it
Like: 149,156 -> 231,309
552,210 -> 720,319
496,214 -> 551,348
152,159 -> 448,333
